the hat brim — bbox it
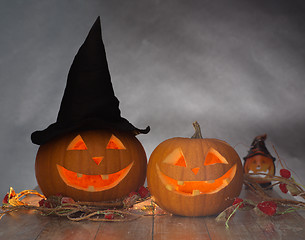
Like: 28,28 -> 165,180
31,118 -> 150,145
243,151 -> 276,161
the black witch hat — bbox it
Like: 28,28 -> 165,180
243,134 -> 275,161
31,17 -> 149,145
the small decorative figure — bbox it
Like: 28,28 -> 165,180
243,134 -> 276,188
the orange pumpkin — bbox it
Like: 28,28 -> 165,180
35,129 -> 147,202
243,155 -> 275,184
147,122 -> 243,216
243,134 -> 275,186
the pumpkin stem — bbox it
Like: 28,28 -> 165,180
191,121 -> 203,139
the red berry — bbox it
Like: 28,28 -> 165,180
279,183 -> 288,194
257,201 -> 277,216
233,197 -> 244,208
39,199 -> 52,208
39,199 -> 46,207
104,213 -> 114,219
61,197 -> 75,205
137,186 -> 150,198
280,169 -> 291,179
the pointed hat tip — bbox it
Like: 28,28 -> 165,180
95,16 -> 101,23
92,16 -> 101,30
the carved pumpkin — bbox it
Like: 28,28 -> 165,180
147,122 -> 243,216
35,130 -> 147,202
243,134 -> 275,187
243,155 -> 275,184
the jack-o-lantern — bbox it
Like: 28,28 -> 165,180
243,134 -> 275,187
31,17 -> 150,202
147,122 -> 243,216
35,130 -> 147,202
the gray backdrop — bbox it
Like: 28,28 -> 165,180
1,0 -> 305,196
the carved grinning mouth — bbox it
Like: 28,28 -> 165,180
156,164 -> 237,196
57,162 -> 133,192
248,169 -> 270,178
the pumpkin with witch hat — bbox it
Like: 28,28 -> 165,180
31,17 -> 149,202
243,134 -> 276,188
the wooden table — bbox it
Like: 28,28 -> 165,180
1,187 -> 304,240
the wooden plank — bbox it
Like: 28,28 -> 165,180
297,209 -> 305,219
205,187 -> 305,240
0,209 -> 49,240
262,188 -> 305,239
95,216 -> 153,240
0,192 -> 100,240
253,212 -> 305,240
254,209 -> 305,240
204,211 -> 268,240
152,187 -> 265,240
36,217 -> 100,240
1,186 -> 304,240
153,214 -> 211,240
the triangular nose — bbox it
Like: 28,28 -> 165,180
192,167 -> 200,175
92,156 -> 104,165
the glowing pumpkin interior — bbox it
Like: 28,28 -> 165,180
57,134 -> 132,192
157,147 -> 237,195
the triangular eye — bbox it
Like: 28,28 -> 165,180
163,148 -> 187,167
67,135 -> 88,150
106,135 -> 126,150
204,148 -> 228,165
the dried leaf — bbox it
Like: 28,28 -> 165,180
216,205 -> 235,222
287,184 -> 302,196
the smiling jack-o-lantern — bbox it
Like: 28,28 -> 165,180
147,122 -> 243,216
243,134 -> 275,187
244,155 -> 275,183
32,18 -> 149,202
35,130 -> 147,202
